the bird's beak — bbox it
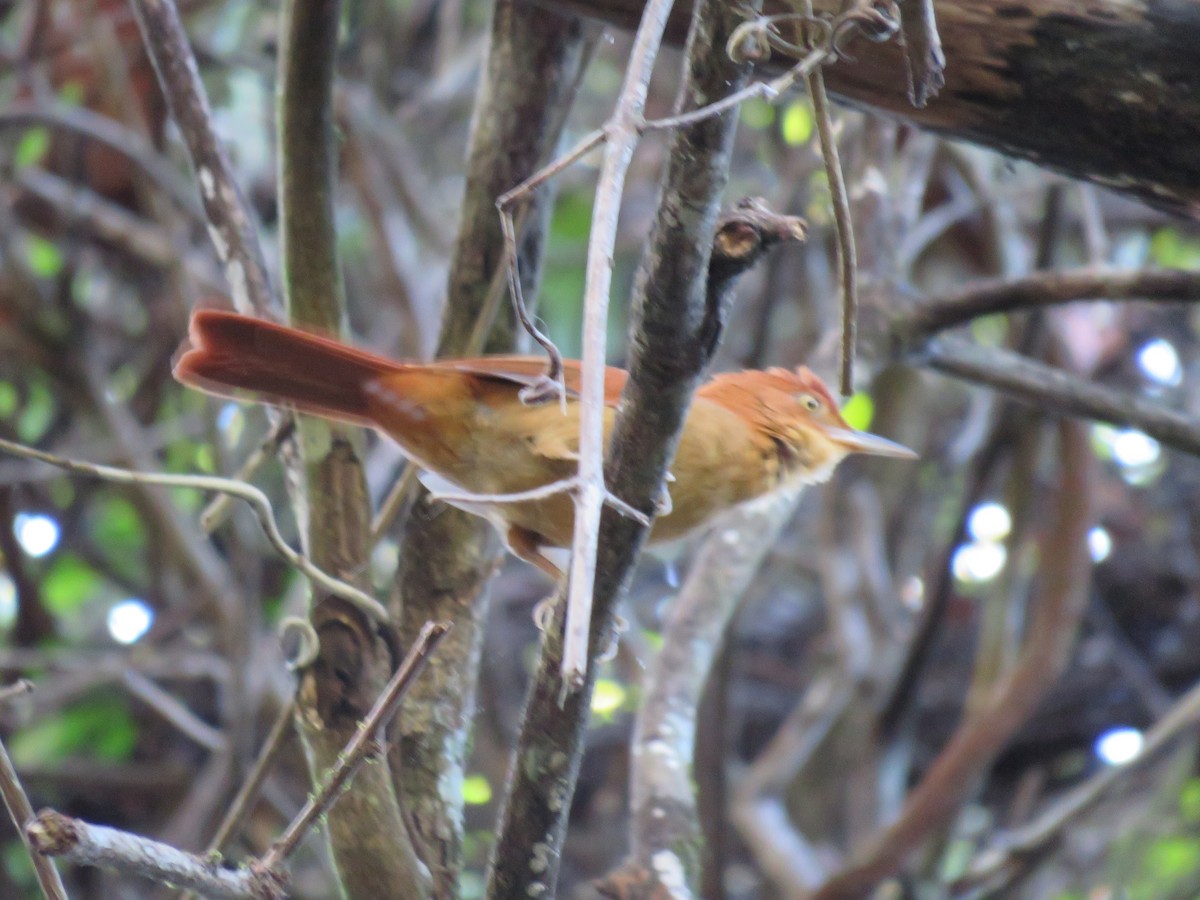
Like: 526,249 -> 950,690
824,427 -> 918,459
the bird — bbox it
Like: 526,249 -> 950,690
175,309 -> 916,576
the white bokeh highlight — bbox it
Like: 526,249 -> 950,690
108,598 -> 154,645
1095,726 -> 1144,766
14,513 -> 60,558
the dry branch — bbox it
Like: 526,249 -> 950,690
27,809 -> 276,900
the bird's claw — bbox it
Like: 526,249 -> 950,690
597,614 -> 628,664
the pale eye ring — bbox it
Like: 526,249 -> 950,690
800,394 -> 821,411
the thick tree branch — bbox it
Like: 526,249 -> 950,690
390,4 -> 594,892
533,0 -> 1200,217
276,0 -> 429,895
597,485 -> 805,896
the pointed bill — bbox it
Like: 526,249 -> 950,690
824,427 -> 918,459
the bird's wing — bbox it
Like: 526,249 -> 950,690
429,356 -> 628,406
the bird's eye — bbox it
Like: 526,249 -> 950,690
799,394 -> 821,411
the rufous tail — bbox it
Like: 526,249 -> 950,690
174,309 -> 406,425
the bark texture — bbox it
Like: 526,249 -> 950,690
535,0 -> 1200,217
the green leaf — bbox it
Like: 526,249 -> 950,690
92,494 -> 146,555
781,101 -> 813,146
1144,836 -> 1200,880
14,128 -> 50,169
1149,228 -> 1200,270
591,678 -> 627,715
16,377 -> 56,443
0,382 -> 18,418
42,554 -> 103,616
26,236 -> 64,278
1180,778 -> 1200,823
841,392 -> 875,431
740,98 -> 775,130
462,774 -> 492,806
10,695 -> 138,765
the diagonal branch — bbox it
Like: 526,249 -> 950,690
923,337 -> 1200,458
127,0 -> 276,314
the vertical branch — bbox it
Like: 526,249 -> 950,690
276,0 -> 429,895
600,486 -> 804,894
391,3 -> 593,892
489,132 -> 803,900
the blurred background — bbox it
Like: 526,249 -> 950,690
3,0 -> 1200,897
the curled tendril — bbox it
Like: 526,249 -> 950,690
832,1 -> 900,60
726,1 -> 899,67
280,616 -> 321,670
727,19 -> 774,64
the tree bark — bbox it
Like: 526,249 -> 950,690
534,0 -> 1200,218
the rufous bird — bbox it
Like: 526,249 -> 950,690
175,310 -> 916,576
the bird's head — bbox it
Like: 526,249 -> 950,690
705,366 -> 917,485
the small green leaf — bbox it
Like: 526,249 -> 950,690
42,554 -> 103,616
10,696 -> 138,765
462,774 -> 492,806
14,128 -> 50,169
781,101 -> 813,146
16,378 -> 56,443
59,81 -> 86,105
0,382 -> 17,418
26,236 -> 64,278
1180,778 -> 1200,822
1145,836 -> 1200,880
591,678 -> 627,715
740,98 -> 775,130
841,392 -> 875,431
1150,228 -> 1200,270
92,494 -> 146,553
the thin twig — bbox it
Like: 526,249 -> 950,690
0,435 -> 389,621
257,621 -> 451,871
206,696 -> 296,855
369,465 -> 419,544
128,0 -> 276,314
0,725 -> 69,900
426,476 -> 653,526
0,679 -> 34,705
122,670 -> 228,752
806,48 -> 858,395
27,809 -> 275,900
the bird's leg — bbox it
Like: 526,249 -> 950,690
505,524 -> 563,580
506,525 -> 628,662
505,525 -> 567,633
